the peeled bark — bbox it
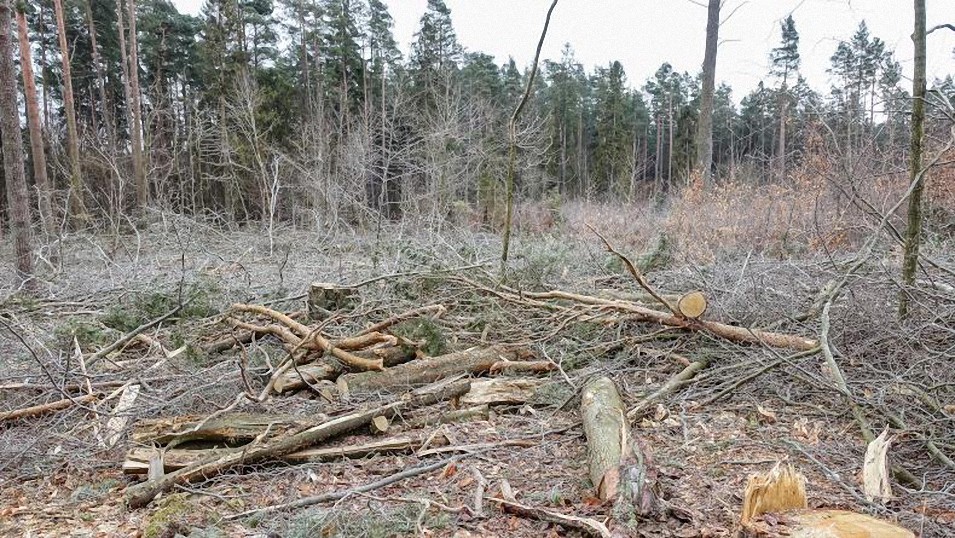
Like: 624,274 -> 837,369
52,0 -> 89,223
0,0 -> 35,284
14,8 -> 54,236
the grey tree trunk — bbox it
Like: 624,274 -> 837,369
0,0 -> 36,284
15,8 -> 54,236
900,0 -> 927,317
694,0 -> 720,185
53,0 -> 90,224
126,0 -> 147,209
776,88 -> 788,183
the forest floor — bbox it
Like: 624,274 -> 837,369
1,211 -> 954,537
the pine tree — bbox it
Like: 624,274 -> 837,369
53,0 -> 90,223
770,15 -> 800,182
322,0 -> 364,113
0,0 -> 36,284
592,61 -> 633,197
410,0 -> 461,105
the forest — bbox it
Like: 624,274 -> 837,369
1,0 -> 954,536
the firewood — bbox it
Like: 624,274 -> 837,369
0,393 -> 100,422
273,345 -> 418,394
131,413 -> 312,446
337,346 -> 533,396
125,379 -> 470,508
580,377 -> 656,518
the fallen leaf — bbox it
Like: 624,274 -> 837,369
756,405 -> 777,424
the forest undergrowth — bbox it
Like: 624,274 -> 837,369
0,191 -> 954,537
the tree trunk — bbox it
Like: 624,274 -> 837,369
53,0 -> 90,224
694,0 -> 720,185
0,0 -> 35,284
777,88 -> 788,183
900,0 -> 926,318
115,0 -> 134,210
125,0 -> 147,209
15,7 -> 54,236
85,0 -> 114,152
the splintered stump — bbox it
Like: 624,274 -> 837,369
581,377 -> 656,519
740,464 -> 914,538
337,346 -> 532,396
307,283 -> 356,320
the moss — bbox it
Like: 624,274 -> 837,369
143,493 -> 194,538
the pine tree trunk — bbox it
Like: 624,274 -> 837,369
777,88 -> 788,183
694,0 -> 719,185
85,0 -> 114,151
900,0 -> 927,318
1,0 -> 36,285
53,0 -> 90,224
15,8 -> 54,236
125,0 -> 147,209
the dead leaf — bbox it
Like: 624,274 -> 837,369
756,405 -> 777,424
441,462 -> 458,479
654,404 -> 669,421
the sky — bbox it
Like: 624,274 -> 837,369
171,0 -> 955,98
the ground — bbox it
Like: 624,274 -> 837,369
1,212 -> 953,537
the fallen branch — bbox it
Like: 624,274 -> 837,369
627,358 -> 709,420
0,393 -> 101,422
226,452 -> 477,520
125,379 -> 470,508
87,303 -> 185,368
489,497 -> 612,538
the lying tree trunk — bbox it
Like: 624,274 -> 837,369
461,378 -> 543,406
580,377 -> 656,518
131,413 -> 311,446
740,463 -> 913,537
125,379 -> 470,508
337,346 -> 533,396
407,404 -> 490,428
124,436 -> 442,474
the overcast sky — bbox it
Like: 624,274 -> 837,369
171,0 -> 955,98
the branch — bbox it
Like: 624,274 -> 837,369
927,23 -> 955,34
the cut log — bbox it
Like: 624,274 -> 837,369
273,345 -> 418,394
677,291 -> 707,319
307,283 -> 357,320
740,463 -> 913,537
123,436 -> 440,474
460,378 -> 542,406
125,379 -> 470,508
337,346 -> 533,396
580,377 -> 656,517
131,414 -> 311,446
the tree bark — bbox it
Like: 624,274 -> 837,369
0,0 -> 36,284
52,0 -> 90,224
900,0 -> 926,318
694,0 -> 720,185
14,7 -> 54,237
125,0 -> 147,208
85,0 -> 114,152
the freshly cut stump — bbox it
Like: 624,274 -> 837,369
740,463 -> 913,537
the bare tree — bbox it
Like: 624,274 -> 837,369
1,0 -> 36,284
125,0 -> 147,209
15,6 -> 54,236
694,0 -> 720,185
53,0 -> 90,224
900,0 -> 927,317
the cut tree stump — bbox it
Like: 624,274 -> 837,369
677,291 -> 707,319
337,346 -> 533,396
740,463 -> 914,537
580,377 -> 656,518
307,283 -> 357,320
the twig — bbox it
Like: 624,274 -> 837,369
87,302 -> 186,368
586,223 -> 680,316
695,347 -> 820,408
226,452 -> 478,519
627,358 -> 710,419
489,497 -> 612,538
